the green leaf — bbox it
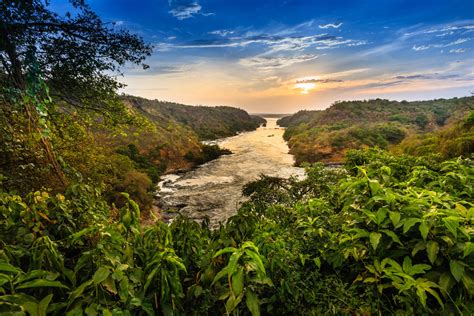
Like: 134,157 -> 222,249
389,211 -> 401,226
231,268 -> 244,296
225,292 -> 243,314
403,218 -> 421,233
375,208 -> 387,226
439,272 -> 454,293
314,257 -> 321,269
92,267 -> 110,286
38,294 -> 53,316
16,279 -> 69,290
442,217 -> 459,237
68,280 -> 93,302
245,290 -> 260,316
450,260 -> 464,282
463,242 -> 474,258
213,247 -> 237,258
381,229 -> 402,245
426,241 -> 439,265
369,232 -> 382,250
419,221 -> 429,240
0,262 -> 21,274
212,266 -> 229,285
412,241 -> 426,257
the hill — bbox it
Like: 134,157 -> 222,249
123,95 -> 265,140
278,96 -> 474,164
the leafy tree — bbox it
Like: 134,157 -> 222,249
0,0 -> 152,188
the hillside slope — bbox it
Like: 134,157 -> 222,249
278,96 -> 473,164
123,95 -> 265,140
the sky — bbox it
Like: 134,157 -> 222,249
52,0 -> 474,113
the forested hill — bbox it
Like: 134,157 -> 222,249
123,95 -> 265,140
278,96 -> 474,164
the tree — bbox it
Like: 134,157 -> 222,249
0,0 -> 152,188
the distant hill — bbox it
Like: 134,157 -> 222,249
278,96 -> 474,164
122,95 -> 265,140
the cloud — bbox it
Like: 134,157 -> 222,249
168,1 -> 213,20
239,54 -> 319,70
405,22 -> 474,37
412,37 -> 472,51
319,23 -> 343,29
155,33 -> 367,52
450,48 -> 466,53
209,29 -> 235,37
296,78 -> 343,83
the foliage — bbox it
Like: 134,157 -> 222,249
185,144 -> 232,165
1,150 -> 472,314
123,95 -> 266,140
278,97 -> 473,164
394,111 -> 474,159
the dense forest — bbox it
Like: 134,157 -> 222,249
0,1 -> 473,315
278,97 -> 473,164
124,96 -> 265,140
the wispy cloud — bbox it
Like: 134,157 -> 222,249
450,48 -> 466,53
412,37 -> 471,51
209,29 -> 234,37
239,54 -> 319,70
404,21 -> 474,36
168,0 -> 213,20
156,33 -> 367,53
296,78 -> 343,83
319,23 -> 343,29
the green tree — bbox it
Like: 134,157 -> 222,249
0,0 -> 152,190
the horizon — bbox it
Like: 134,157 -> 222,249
51,0 -> 474,112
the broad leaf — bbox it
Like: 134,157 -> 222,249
369,232 -> 382,250
426,241 -> 439,264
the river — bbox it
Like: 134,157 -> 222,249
155,118 -> 305,228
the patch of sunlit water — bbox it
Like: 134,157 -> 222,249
156,118 -> 305,227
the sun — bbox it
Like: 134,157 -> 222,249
294,82 -> 316,94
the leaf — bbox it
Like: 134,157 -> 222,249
0,262 -> 22,275
16,279 -> 69,290
93,267 -> 110,286
449,260 -> 464,282
412,241 -> 426,257
314,257 -> 321,268
442,217 -> 459,237
426,241 -> 439,265
212,266 -> 229,285
68,279 -> 93,302
369,232 -> 382,250
231,268 -> 244,296
403,218 -> 421,233
225,292 -> 243,314
389,211 -> 401,226
245,290 -> 260,316
381,229 -> 402,245
439,272 -> 454,293
38,294 -> 53,316
463,242 -> 474,258
375,208 -> 387,226
419,221 -> 429,240
213,247 -> 237,258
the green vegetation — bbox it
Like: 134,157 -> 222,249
1,1 -> 473,315
278,98 -> 473,164
124,96 -> 265,140
0,1 -> 263,212
1,149 -> 472,314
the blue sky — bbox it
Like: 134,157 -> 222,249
52,0 -> 474,113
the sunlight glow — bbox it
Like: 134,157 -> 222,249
295,82 -> 316,94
